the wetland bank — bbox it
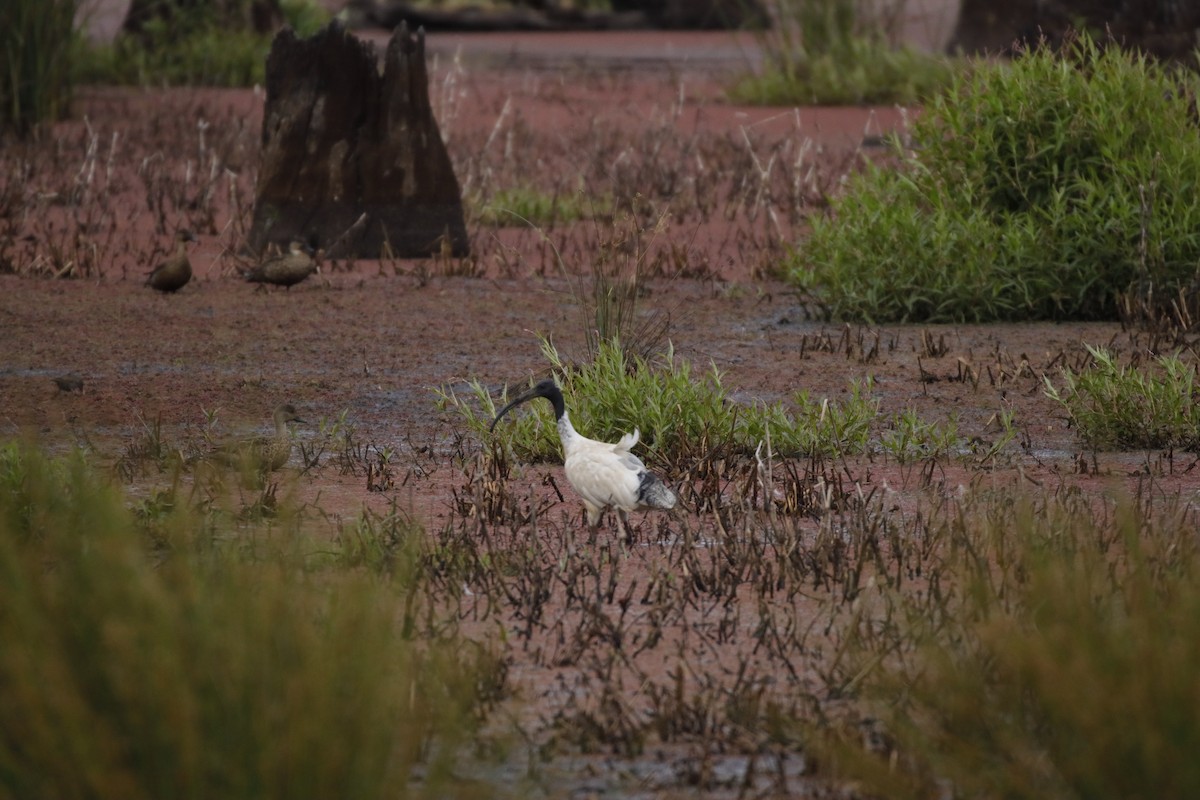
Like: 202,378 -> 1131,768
3,26 -> 1199,800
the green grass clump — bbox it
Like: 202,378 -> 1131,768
0,444 -> 493,798
795,32 -> 1200,322
835,492 -> 1200,798
78,24 -> 269,87
879,408 -> 963,463
438,338 -> 879,467
76,0 -> 330,88
1,0 -> 78,133
442,339 -> 983,470
1045,345 -> 1200,450
728,0 -> 957,106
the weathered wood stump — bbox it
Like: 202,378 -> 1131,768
249,20 -> 468,259
359,0 -> 766,31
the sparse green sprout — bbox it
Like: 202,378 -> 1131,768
879,408 -> 962,463
973,408 -> 1020,463
475,184 -> 610,227
1045,345 -> 1200,450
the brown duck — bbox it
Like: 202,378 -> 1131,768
243,240 -> 318,290
51,374 -> 84,393
145,230 -> 196,293
207,404 -> 305,473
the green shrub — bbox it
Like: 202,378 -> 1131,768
0,444 -> 491,799
795,33 -> 1200,322
729,0 -> 957,106
1,0 -> 78,133
281,0 -> 331,37
1045,345 -> 1200,450
835,492 -> 1200,798
78,20 -> 268,87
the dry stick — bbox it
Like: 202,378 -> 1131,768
323,212 -> 370,261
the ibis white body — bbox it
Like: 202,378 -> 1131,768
491,379 -> 677,532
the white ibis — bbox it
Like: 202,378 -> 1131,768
489,378 -> 677,538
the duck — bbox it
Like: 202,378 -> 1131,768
207,403 -> 305,473
242,239 -> 319,290
51,374 -> 84,393
490,378 -> 677,540
145,229 -> 196,293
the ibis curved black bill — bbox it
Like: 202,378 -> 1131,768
489,379 -> 564,431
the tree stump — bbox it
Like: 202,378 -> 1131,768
949,0 -> 1200,63
609,0 -> 768,30
248,20 -> 468,259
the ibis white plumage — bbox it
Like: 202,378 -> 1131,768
489,378 -> 677,538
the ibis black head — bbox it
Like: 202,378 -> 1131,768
489,378 -> 565,431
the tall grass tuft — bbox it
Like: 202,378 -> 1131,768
0,443 -> 494,799
829,491 -> 1200,798
1,0 -> 78,134
795,32 -> 1200,322
729,0 -> 957,106
574,215 -> 670,364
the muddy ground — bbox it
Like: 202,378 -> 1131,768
2,30 -> 1196,798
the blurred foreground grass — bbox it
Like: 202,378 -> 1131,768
0,442 -> 500,800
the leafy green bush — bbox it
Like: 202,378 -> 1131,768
835,491 -> 1200,798
729,0 -> 957,106
1045,345 -> 1200,450
0,444 -> 492,798
1,0 -> 78,133
795,33 -> 1200,322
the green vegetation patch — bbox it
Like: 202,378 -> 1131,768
1045,345 -> 1200,450
831,491 -> 1200,798
0,443 -> 494,798
1,0 -> 78,133
794,33 -> 1200,322
728,0 -> 957,106
441,338 -> 909,467
76,0 -> 331,88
